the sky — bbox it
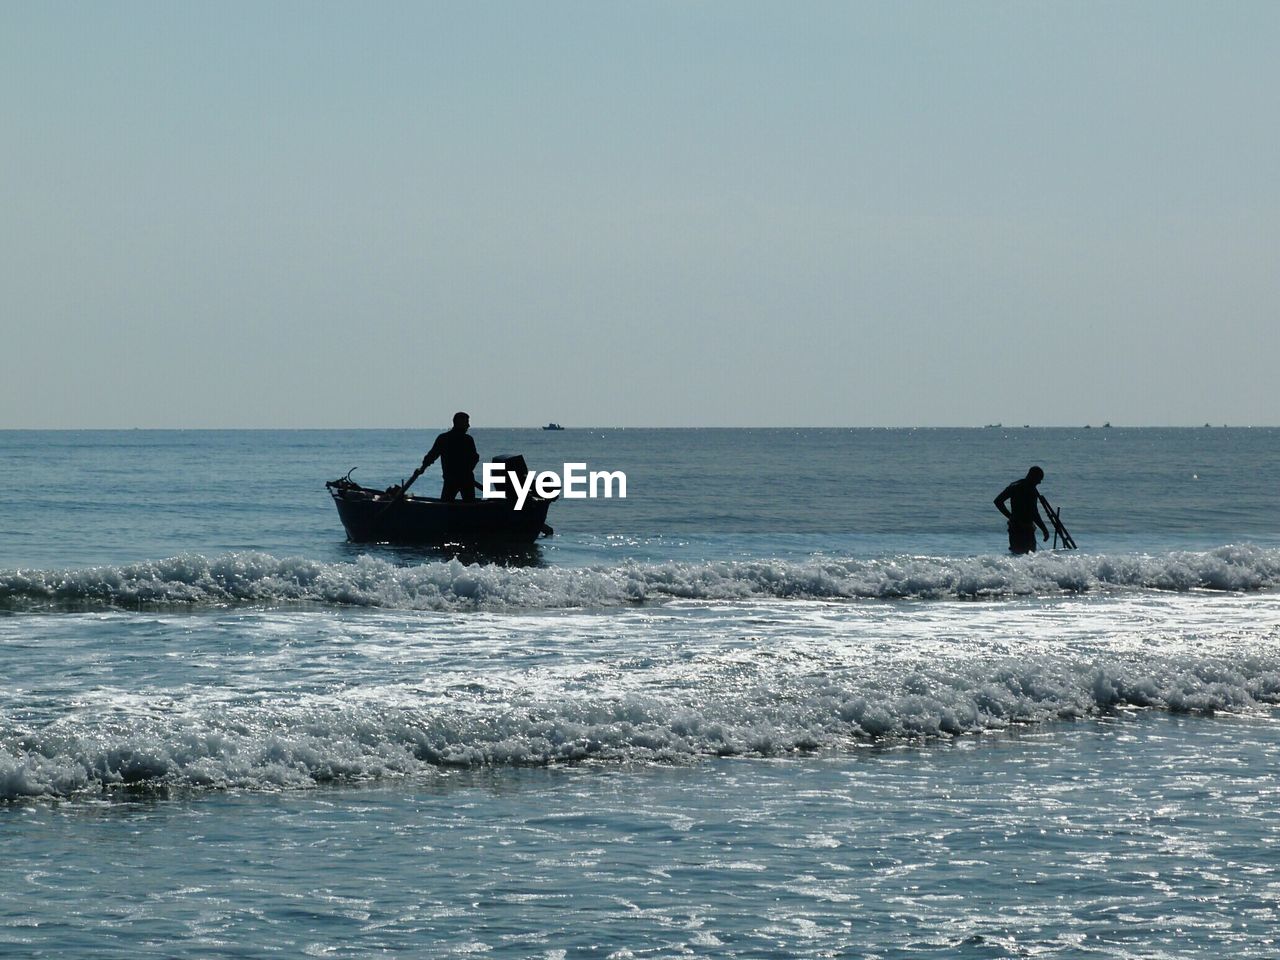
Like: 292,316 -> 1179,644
2,1 -> 1277,428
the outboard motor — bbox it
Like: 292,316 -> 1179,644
487,454 -> 529,504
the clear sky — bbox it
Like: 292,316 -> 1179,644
2,1 -> 1276,427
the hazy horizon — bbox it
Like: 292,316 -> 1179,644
2,423 -> 1273,432
4,2 -> 1276,429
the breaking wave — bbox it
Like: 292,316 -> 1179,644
4,646 -> 1280,801
2,545 -> 1279,612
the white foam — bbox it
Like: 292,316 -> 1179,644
4,646 -> 1280,801
2,545 -> 1279,612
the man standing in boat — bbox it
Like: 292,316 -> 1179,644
994,465 -> 1050,555
420,411 -> 480,501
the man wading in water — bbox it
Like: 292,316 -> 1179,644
994,465 -> 1051,555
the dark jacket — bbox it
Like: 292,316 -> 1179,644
423,429 -> 479,482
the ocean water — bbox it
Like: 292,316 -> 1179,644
2,427 -> 1279,958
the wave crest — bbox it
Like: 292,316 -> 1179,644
2,545 -> 1278,612
4,650 -> 1279,801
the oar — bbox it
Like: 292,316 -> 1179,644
391,460 -> 429,499
372,459 -> 430,522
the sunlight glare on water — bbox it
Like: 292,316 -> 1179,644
3,429 -> 1279,957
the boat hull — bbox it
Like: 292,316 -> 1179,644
328,486 -> 553,545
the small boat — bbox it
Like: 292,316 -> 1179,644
326,473 -> 554,545
542,422 -> 565,431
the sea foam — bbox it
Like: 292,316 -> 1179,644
1,545 -> 1278,612
3,645 -> 1279,801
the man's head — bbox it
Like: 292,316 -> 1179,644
452,411 -> 470,432
1026,465 -> 1044,485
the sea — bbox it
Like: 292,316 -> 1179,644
2,427 -> 1279,959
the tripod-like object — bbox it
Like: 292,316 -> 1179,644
1038,494 -> 1077,550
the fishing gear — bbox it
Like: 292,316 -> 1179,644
1037,493 -> 1077,550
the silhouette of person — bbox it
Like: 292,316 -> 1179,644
994,465 -> 1050,555
422,411 -> 480,501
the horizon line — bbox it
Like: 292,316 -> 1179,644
0,424 -> 1271,432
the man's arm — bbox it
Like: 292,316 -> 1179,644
421,435 -> 443,470
465,435 -> 479,470
1034,505 -> 1050,540
993,484 -> 1014,520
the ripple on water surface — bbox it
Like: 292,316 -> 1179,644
2,711 -> 1280,958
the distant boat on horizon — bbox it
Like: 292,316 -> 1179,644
542,422 -> 565,431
